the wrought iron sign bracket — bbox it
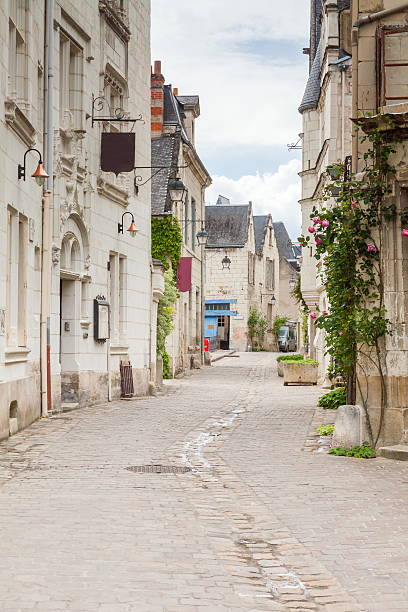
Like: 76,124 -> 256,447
133,163 -> 190,195
86,94 -> 144,128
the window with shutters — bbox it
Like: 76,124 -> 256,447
377,25 -> 408,108
59,31 -> 83,129
6,209 -> 28,347
8,0 -> 28,106
265,258 -> 275,290
248,253 -> 255,285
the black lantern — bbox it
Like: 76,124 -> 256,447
221,255 -> 231,270
196,228 -> 208,247
168,177 -> 186,203
270,295 -> 276,306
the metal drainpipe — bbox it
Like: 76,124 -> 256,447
41,0 -> 54,416
351,0 -> 359,173
200,186 -> 206,363
353,3 -> 408,27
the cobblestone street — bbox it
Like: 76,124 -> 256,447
1,352 -> 408,612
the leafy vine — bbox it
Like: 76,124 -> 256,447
151,217 -> 183,272
152,216 -> 183,378
299,122 -> 408,444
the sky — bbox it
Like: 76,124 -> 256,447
151,0 -> 310,239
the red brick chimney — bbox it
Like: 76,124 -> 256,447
151,60 -> 165,138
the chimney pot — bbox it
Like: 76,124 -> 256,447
173,87 -> 179,96
154,60 -> 162,74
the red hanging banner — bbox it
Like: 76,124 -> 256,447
177,257 -> 192,292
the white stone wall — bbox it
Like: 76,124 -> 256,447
0,0 -> 46,438
205,246 -> 251,352
299,1 -> 352,381
166,143 -> 209,376
0,0 -> 153,437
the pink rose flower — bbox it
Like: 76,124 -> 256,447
315,237 -> 323,245
321,219 -> 330,228
367,244 -> 377,253
308,226 -> 316,234
351,201 -> 358,208
312,216 -> 321,225
339,331 -> 343,336
402,229 -> 408,237
310,312 -> 317,319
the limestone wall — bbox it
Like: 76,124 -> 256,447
0,1 -> 153,438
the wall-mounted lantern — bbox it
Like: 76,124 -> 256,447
18,148 -> 49,186
168,177 -> 187,203
196,227 -> 208,247
118,211 -> 138,238
221,254 -> 231,270
270,295 -> 276,306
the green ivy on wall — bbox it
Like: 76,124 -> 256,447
151,217 -> 183,272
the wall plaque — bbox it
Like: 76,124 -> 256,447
94,296 -> 110,342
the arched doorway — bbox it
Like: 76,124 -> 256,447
59,216 -> 89,406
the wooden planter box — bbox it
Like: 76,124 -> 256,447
283,362 -> 318,386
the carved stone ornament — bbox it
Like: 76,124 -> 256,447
52,245 -> 61,266
396,166 -> 408,189
5,98 -> 36,147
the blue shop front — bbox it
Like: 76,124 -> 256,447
204,299 -> 238,351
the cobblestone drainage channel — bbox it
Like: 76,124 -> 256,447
125,465 -> 191,474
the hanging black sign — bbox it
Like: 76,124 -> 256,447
100,132 -> 135,175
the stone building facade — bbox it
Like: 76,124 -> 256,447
151,62 -> 211,376
205,199 -> 298,352
0,0 -> 155,439
351,1 -> 408,446
299,0 -> 352,381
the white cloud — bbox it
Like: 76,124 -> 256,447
206,159 -> 302,239
152,0 -> 308,151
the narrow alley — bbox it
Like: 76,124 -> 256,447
0,354 -> 407,612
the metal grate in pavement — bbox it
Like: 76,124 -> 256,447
125,464 -> 191,474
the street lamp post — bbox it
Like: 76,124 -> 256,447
197,223 -> 208,363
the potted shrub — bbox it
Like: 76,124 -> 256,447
283,359 -> 318,386
276,354 -> 304,377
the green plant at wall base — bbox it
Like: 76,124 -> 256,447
248,307 -> 268,349
276,354 -> 304,362
298,121 -> 408,444
157,269 -> 179,380
318,388 -> 346,410
162,351 -> 170,379
329,442 -> 376,459
316,424 -> 335,436
291,277 -> 309,347
151,217 -> 183,273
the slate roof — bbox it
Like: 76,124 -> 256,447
151,132 -> 181,216
273,222 -> 300,269
177,95 -> 199,107
299,38 -> 322,113
253,215 -> 269,255
205,205 -> 249,247
338,0 -> 350,10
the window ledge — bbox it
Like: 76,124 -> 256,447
110,345 -> 129,355
5,98 -> 36,147
5,346 -> 31,364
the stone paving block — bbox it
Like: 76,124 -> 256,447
0,353 -> 406,611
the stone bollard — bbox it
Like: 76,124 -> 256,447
332,405 -> 371,447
